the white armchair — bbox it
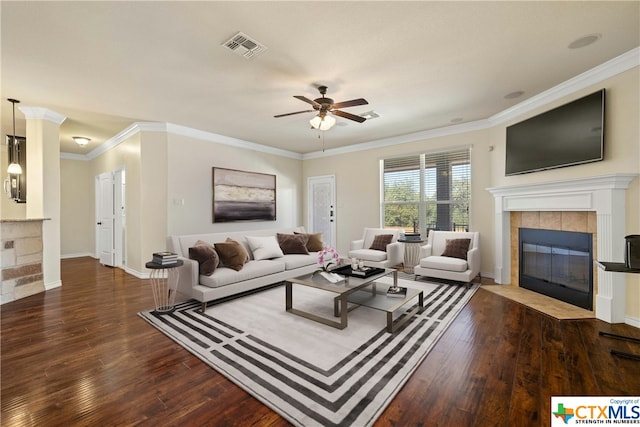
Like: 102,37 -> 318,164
348,228 -> 404,269
414,230 -> 480,285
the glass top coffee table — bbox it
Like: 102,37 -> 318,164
285,267 -> 423,332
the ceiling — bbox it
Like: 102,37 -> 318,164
2,1 -> 639,156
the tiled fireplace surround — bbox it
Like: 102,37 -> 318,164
488,174 -> 637,324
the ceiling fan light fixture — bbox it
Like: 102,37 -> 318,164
310,114 -> 336,131
73,136 -> 91,146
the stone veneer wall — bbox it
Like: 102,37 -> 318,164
510,211 -> 598,311
1,219 -> 45,304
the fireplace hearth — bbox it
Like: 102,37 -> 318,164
519,228 -> 593,310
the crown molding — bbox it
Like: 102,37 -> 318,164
18,106 -> 66,125
304,47 -> 639,159
302,119 -> 490,160
165,123 -> 303,160
62,121 -> 303,161
488,47 -> 639,126
60,48 -> 638,162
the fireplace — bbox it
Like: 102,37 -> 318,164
519,228 -> 593,310
487,174 -> 637,323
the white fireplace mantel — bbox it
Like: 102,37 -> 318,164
487,173 -> 638,323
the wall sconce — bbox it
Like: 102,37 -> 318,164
73,136 -> 91,146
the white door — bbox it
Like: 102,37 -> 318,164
96,172 -> 115,266
307,175 -> 336,248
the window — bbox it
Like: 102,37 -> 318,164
382,148 -> 470,236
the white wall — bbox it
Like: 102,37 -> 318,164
60,158 -> 92,257
166,132 -> 303,236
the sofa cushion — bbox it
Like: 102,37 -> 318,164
294,232 -> 324,252
281,253 -> 317,270
348,248 -> 388,262
246,235 -> 284,260
441,238 -> 471,260
420,255 -> 468,272
277,233 -> 309,255
188,240 -> 220,276
369,234 -> 393,251
214,238 -> 250,271
199,260 -> 285,288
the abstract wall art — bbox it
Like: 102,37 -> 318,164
212,167 -> 276,222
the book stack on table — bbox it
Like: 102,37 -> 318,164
152,252 -> 179,266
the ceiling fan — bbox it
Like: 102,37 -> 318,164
274,85 -> 368,130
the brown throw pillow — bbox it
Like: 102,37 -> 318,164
214,238 -> 249,271
369,234 -> 393,252
277,233 -> 309,255
294,232 -> 324,252
441,238 -> 471,260
188,240 -> 219,276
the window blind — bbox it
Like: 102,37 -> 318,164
382,148 -> 470,236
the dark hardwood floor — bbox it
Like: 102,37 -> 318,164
2,257 -> 639,426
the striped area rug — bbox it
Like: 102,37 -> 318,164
139,276 -> 477,427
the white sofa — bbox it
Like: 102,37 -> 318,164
413,230 -> 480,285
348,228 -> 404,269
167,227 -> 320,311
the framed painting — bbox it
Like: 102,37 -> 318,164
212,167 -> 276,222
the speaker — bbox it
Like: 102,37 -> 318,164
624,235 -> 640,269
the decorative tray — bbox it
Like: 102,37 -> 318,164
332,265 -> 386,278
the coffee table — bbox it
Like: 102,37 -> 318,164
286,268 -> 423,332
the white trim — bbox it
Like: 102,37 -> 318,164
58,48 -> 638,162
626,315 -> 640,329
61,252 -> 94,259
124,266 -> 149,279
45,279 -> 62,290
19,106 -> 67,125
487,173 -> 639,324
304,48 -> 639,159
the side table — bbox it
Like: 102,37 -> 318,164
398,239 -> 425,274
145,260 -> 183,314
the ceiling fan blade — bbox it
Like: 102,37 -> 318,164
274,110 -> 314,118
333,110 -> 366,123
332,98 -> 368,109
294,95 -> 321,108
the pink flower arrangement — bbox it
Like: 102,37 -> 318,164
316,246 -> 341,272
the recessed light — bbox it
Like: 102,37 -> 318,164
504,91 -> 524,99
568,33 -> 602,49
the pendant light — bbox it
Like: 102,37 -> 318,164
7,98 -> 22,175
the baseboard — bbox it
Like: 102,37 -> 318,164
61,252 -> 95,259
45,279 -> 62,290
124,266 -> 149,279
625,315 -> 640,328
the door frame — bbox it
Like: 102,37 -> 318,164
95,168 -> 126,267
307,174 -> 336,248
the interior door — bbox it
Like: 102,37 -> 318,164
307,175 -> 336,248
96,172 -> 115,266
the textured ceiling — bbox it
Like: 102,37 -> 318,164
2,1 -> 639,155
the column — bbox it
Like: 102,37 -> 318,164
19,106 -> 66,291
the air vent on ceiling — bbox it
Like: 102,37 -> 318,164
222,32 -> 267,59
360,110 -> 380,120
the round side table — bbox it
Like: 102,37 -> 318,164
145,260 -> 183,314
398,239 -> 425,274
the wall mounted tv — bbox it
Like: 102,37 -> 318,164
505,89 -> 605,176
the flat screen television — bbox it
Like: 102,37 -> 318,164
505,89 -> 605,176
